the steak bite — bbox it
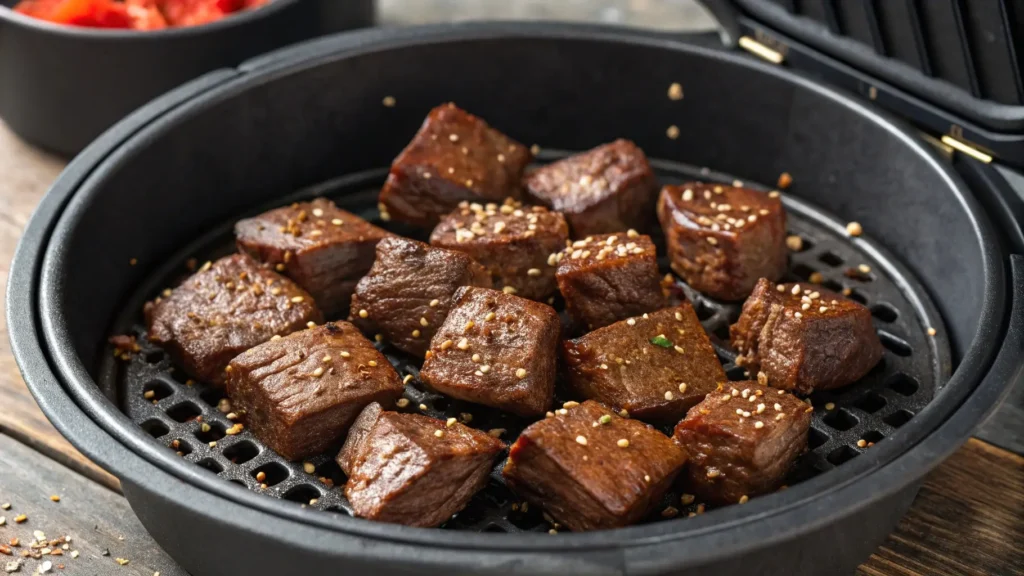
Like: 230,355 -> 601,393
524,139 -> 658,236
377,103 -> 532,228
145,254 -> 321,386
730,279 -> 883,395
658,183 -> 787,301
225,322 -> 404,461
502,400 -> 686,531
235,198 -> 391,319
563,305 -> 726,423
420,286 -> 560,417
673,382 -> 811,505
555,231 -> 667,330
349,237 -> 492,358
429,199 -> 569,301
337,402 -> 505,528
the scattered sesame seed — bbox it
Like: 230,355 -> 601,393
440,339 -> 453,350
358,309 -> 368,318
531,144 -> 541,155
857,439 -> 868,448
664,391 -> 675,400
575,435 -> 588,446
846,221 -> 863,236
446,417 -> 457,428
502,286 -> 517,294
754,421 -> 765,429
739,495 -> 749,504
706,237 -> 718,245
381,95 -> 396,107
666,125 -> 680,139
312,366 -> 325,377
706,468 -> 721,478
667,82 -> 684,100
858,264 -> 872,274
626,318 -> 636,326
786,235 -> 803,251
457,338 -> 470,350
340,351 -> 351,358
825,402 -> 836,410
471,353 -> 481,362
616,438 -> 630,448
434,430 -> 445,438
116,558 -> 130,566
396,398 -> 410,408
226,424 -> 244,435
777,172 -> 792,189
681,494 -> 695,505
674,345 -> 685,354
644,475 -> 651,483
419,404 -> 428,411
927,327 -> 937,336
303,462 -> 316,474
143,390 -> 155,400
679,382 -> 688,393
516,368 -> 527,379
485,312 -> 496,321
368,360 -> 378,367
290,296 -> 304,303
412,330 -> 421,338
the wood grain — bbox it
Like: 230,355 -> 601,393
0,433 -> 185,576
0,120 -> 120,491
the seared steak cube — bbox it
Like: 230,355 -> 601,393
235,198 -> 391,319
673,382 -> 811,505
420,286 -> 560,417
730,279 -> 883,394
658,183 -> 787,301
563,305 -> 726,422
145,254 -> 321,386
337,402 -> 504,527
225,322 -> 404,461
502,400 -> 686,531
555,232 -> 667,330
429,199 -> 569,301
524,139 -> 657,236
378,103 -> 532,228
350,237 -> 492,357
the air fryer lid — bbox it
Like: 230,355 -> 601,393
10,22 -> 1022,575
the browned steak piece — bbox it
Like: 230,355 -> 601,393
658,183 -> 787,301
337,402 -> 504,527
235,198 -> 391,319
502,400 -> 686,531
524,139 -> 658,236
349,237 -> 492,358
555,231 -> 667,331
429,199 -> 569,301
420,286 -> 560,417
563,305 -> 726,423
145,254 -> 321,386
730,279 -> 883,395
673,382 -> 811,505
225,322 -> 404,461
377,103 -> 532,228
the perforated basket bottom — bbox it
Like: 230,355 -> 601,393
104,156 -> 950,533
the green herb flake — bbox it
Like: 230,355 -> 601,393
650,336 -> 674,348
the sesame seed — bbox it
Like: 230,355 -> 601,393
666,125 -> 680,139
307,321 -> 317,329
358,309 -> 368,318
846,221 -> 863,236
858,264 -> 872,274
471,353 -> 481,362
516,368 -> 527,378
411,330 -> 421,338
420,317 -> 429,327
446,417 -> 457,427
531,144 -> 541,155
449,134 -> 459,142
382,95 -> 396,107
497,153 -> 506,163
527,268 -> 541,277
626,318 -> 636,326
419,404 -> 428,411
340,351 -> 351,358
434,430 -> 444,438
674,345 -> 685,354
668,82 -> 684,100
795,312 -> 803,318
706,468 -> 721,478
786,235 -> 803,251
678,382 -> 688,393
802,303 -> 811,311
457,338 -> 470,350
480,365 -> 491,374
739,495 -> 749,504
617,439 -> 630,448
754,421 -> 765,429
303,462 -> 316,474
575,435 -> 588,446
706,237 -> 718,245
503,286 -> 517,294
927,327 -> 937,336
397,398 -> 410,407
331,218 -> 343,226
857,439 -> 868,448
312,367 -> 324,377
440,339 -> 453,350
777,172 -> 792,189
368,360 -> 378,367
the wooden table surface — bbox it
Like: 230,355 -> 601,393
0,4 -> 1022,569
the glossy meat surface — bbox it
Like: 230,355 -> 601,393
563,305 -> 726,422
503,400 -> 686,531
145,254 -> 321,386
420,287 -> 560,417
235,198 -> 391,319
226,322 -> 403,461
349,237 -> 493,357
730,279 -> 884,394
378,103 -> 532,228
658,183 -> 787,301
673,382 -> 811,505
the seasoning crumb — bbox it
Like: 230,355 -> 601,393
49,496 -> 59,503
396,398 -> 410,408
680,494 -> 695,505
825,402 -> 835,411
785,235 -> 803,251
667,82 -> 684,100
0,505 -> 8,511
857,439 -> 868,448
115,558 -> 130,566
846,221 -> 863,236
303,462 -> 316,474
666,125 -> 680,139
382,95 -> 396,107
777,172 -> 793,189
12,516 -> 25,525
927,327 -> 937,336
488,429 -> 505,438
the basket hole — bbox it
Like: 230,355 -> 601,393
199,388 -> 226,407
315,460 -> 347,488
195,421 -> 226,443
791,263 -> 816,281
878,332 -> 912,357
870,303 -> 899,323
884,410 -> 913,429
822,409 -> 859,431
886,373 -> 919,396
726,365 -> 748,381
141,419 -> 169,438
821,279 -> 844,293
144,350 -> 166,364
168,438 -> 192,456
228,479 -> 246,487
252,462 -> 289,487
166,402 -> 202,423
196,458 -> 224,474
223,440 -> 259,465
693,299 -> 716,321
844,267 -> 874,282
143,380 -> 173,402
861,430 -> 884,444
818,251 -> 844,267
854,392 -> 887,414
282,484 -> 322,505
431,397 -> 450,411
808,427 -> 829,449
484,525 -> 508,533
711,322 -> 730,341
324,506 -> 349,515
826,446 -> 859,466
846,289 -> 868,305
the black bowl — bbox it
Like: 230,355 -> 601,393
0,0 -> 375,156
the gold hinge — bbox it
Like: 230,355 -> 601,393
940,135 -> 993,164
738,36 -> 785,65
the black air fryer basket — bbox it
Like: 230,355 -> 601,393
7,2 -> 1024,575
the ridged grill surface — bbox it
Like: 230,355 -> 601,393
108,159 -> 949,533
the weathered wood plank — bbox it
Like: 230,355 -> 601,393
0,433 -> 185,576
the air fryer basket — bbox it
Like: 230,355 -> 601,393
9,23 -> 1022,576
